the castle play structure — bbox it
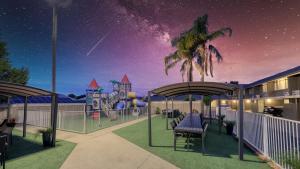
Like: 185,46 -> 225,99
85,74 -> 145,119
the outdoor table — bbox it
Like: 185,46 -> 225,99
174,113 -> 203,150
175,113 -> 203,134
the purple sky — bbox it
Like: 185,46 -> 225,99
1,0 -> 300,95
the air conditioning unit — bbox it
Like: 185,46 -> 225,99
256,95 -> 260,99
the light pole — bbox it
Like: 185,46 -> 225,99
50,3 -> 58,147
52,4 -> 57,94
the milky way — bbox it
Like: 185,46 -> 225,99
0,0 -> 299,95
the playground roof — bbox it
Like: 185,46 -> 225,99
0,81 -> 52,97
151,82 -> 237,97
121,74 -> 130,84
89,79 -> 100,89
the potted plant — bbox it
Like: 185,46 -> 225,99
155,107 -> 161,114
37,128 -> 53,147
224,120 -> 235,135
7,118 -> 16,127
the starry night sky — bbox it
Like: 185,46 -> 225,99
0,0 -> 300,95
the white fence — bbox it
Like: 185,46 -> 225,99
223,110 -> 300,169
13,106 -> 147,133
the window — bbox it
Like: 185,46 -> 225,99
262,83 -> 267,92
274,77 -> 288,90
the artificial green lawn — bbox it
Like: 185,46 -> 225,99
114,117 -> 271,169
6,130 -> 76,169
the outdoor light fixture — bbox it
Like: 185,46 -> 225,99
284,99 -> 289,104
233,100 -> 237,103
246,99 -> 251,103
266,99 -> 272,103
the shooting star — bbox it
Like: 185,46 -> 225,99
86,31 -> 111,56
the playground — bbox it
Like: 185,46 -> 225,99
8,74 -> 147,134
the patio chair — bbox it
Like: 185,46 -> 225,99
175,118 -> 180,124
0,127 -> 13,145
0,135 -> 7,169
170,120 -> 177,130
0,120 -> 7,128
178,114 -> 184,121
189,123 -> 209,153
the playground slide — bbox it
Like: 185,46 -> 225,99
116,102 -> 125,110
133,99 -> 146,107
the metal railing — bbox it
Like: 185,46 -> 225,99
223,110 -> 300,169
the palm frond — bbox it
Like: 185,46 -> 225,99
164,52 -> 182,75
208,45 -> 223,62
180,60 -> 188,82
209,53 -> 214,77
204,52 -> 208,76
192,61 -> 203,76
192,14 -> 208,34
164,52 -> 181,65
207,27 -> 232,41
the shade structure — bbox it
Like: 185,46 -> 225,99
151,82 -> 237,97
0,81 -> 52,97
148,81 -> 245,160
0,81 -> 58,147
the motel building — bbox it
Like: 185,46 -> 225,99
226,66 -> 300,120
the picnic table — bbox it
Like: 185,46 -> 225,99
173,113 -> 208,151
175,113 -> 203,134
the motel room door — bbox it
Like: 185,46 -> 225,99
258,99 -> 264,113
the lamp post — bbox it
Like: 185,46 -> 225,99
50,3 -> 58,147
52,4 -> 57,94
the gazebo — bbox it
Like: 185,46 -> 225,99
0,81 -> 58,146
147,81 -> 245,160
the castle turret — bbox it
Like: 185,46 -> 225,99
86,78 -> 101,110
119,74 -> 131,100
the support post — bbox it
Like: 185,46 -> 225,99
7,96 -> 11,119
209,99 -> 212,124
23,96 -> 28,137
83,104 -> 87,133
238,87 -> 244,160
295,98 -> 298,118
148,91 -> 152,146
166,98 -> 168,130
51,93 -> 58,147
218,97 -> 221,133
263,114 -> 268,157
171,97 -> 174,119
189,94 -> 193,123
189,94 -> 192,113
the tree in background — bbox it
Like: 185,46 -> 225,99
0,39 -> 29,84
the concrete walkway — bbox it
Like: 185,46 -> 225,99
56,118 -> 178,169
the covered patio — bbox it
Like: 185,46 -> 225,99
0,81 -> 58,146
147,82 -> 245,160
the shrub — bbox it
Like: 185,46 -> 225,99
155,107 -> 161,114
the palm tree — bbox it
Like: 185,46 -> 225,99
164,31 -> 198,82
165,14 -> 232,82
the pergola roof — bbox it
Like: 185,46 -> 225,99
0,81 -> 52,97
151,82 -> 238,97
